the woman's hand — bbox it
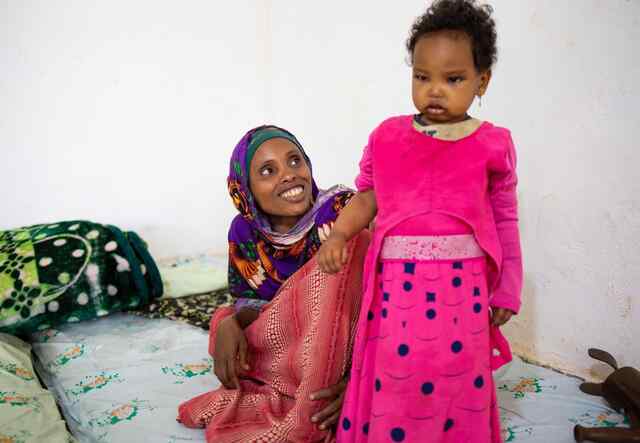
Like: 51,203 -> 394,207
318,232 -> 348,274
213,315 -> 250,389
491,307 -> 514,327
309,378 -> 347,431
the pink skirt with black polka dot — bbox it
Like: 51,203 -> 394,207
337,234 -> 502,443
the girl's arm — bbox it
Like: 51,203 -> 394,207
318,190 -> 377,274
489,135 -> 523,320
333,190 -> 377,240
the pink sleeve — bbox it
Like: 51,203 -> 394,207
488,134 -> 523,314
354,143 -> 374,192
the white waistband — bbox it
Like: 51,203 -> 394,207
380,234 -> 484,260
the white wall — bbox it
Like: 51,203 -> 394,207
2,1 -> 639,380
491,1 -> 640,381
1,0 -> 266,255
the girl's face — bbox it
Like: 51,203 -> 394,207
411,30 -> 491,124
249,138 -> 313,233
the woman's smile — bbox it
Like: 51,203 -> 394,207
278,184 -> 306,202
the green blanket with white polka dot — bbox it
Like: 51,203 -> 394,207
0,221 -> 162,336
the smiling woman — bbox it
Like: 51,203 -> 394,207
225,126 -> 355,303
177,125 -> 369,442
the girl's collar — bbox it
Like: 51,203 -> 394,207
412,114 -> 484,141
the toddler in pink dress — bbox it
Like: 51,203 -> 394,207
317,1 -> 522,442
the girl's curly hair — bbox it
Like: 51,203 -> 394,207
407,0 -> 497,72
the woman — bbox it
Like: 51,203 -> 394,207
177,126 -> 369,442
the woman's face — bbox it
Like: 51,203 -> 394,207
249,137 -> 313,233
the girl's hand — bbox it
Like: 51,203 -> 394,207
213,315 -> 250,389
491,308 -> 514,327
318,232 -> 348,274
309,378 -> 347,431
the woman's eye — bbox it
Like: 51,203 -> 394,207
260,167 -> 273,176
414,74 -> 428,81
448,76 -> 464,84
289,156 -> 301,167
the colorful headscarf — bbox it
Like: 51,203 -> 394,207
227,125 -> 353,306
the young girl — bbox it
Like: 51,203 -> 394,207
318,1 -> 521,442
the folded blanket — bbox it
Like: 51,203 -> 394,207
157,253 -> 227,299
0,221 -> 162,336
177,231 -> 370,442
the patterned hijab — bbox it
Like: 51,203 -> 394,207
227,125 -> 353,301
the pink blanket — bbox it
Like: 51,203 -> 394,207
178,231 -> 370,442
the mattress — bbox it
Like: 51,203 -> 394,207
29,313 -> 629,442
31,314 -> 216,442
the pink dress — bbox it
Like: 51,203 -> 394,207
337,116 -> 522,443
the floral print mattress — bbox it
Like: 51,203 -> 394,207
30,314 -> 217,443
27,313 -> 628,443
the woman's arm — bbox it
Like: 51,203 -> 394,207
234,307 -> 260,329
214,242 -> 265,388
213,304 -> 260,388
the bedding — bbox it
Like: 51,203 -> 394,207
0,221 -> 162,336
156,253 -> 227,300
28,312 -> 629,443
30,314 -> 216,442
0,332 -> 75,443
131,289 -> 232,330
